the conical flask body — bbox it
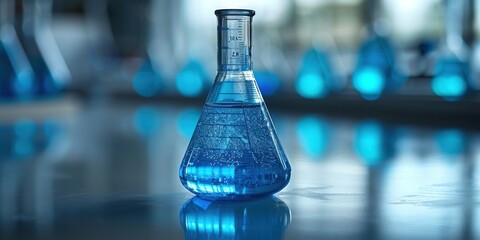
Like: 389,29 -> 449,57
179,75 -> 291,200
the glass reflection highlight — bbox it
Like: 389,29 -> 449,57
354,121 -> 393,166
296,116 -> 329,159
435,129 -> 465,156
180,197 -> 290,240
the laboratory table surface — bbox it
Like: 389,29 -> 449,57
0,96 -> 479,240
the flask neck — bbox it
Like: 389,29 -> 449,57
216,15 -> 253,72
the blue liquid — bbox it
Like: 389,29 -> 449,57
179,102 -> 291,200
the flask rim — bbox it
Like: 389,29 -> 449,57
215,9 -> 255,17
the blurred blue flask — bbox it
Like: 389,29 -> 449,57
353,36 -> 402,100
179,9 -> 291,201
20,0 -> 70,96
432,0 -> 471,100
0,0 -> 35,99
432,58 -> 469,100
296,48 -> 336,98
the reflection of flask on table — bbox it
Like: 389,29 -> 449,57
20,0 -> 70,96
0,0 -> 35,99
179,10 -> 291,201
180,197 -> 290,239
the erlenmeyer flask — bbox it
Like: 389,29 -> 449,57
179,9 -> 291,201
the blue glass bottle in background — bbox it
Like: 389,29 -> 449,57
180,197 -> 290,239
353,35 -> 402,101
179,9 -> 291,201
296,48 -> 336,99
431,0 -> 471,101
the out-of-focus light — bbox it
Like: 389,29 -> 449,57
176,60 -> 206,97
296,49 -> 335,99
255,71 -> 280,96
133,107 -> 160,137
13,119 -> 36,158
133,59 -> 163,97
352,67 -> 385,101
296,73 -> 326,99
432,75 -> 466,100
296,116 -> 328,158
180,197 -> 290,240
354,121 -> 385,166
435,129 -> 464,156
432,58 -> 469,100
354,36 -> 401,100
177,107 -> 201,139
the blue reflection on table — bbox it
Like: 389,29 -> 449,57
354,121 -> 395,166
296,115 -> 329,159
180,196 -> 290,240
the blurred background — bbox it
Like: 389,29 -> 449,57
1,0 -> 480,239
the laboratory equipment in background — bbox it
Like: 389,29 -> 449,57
252,21 -> 290,97
432,0 -> 473,100
179,9 -> 291,200
174,3 -> 214,98
133,0 -> 179,97
180,197 -> 290,239
352,0 -> 402,100
20,0 -> 71,96
294,1 -> 345,99
0,0 -> 35,100
297,48 -> 337,98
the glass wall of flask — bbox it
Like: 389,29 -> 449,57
179,9 -> 291,201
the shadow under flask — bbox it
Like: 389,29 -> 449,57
179,9 -> 291,201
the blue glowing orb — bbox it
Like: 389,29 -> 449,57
296,73 -> 326,99
353,67 -> 385,100
432,74 -> 466,100
176,61 -> 206,97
